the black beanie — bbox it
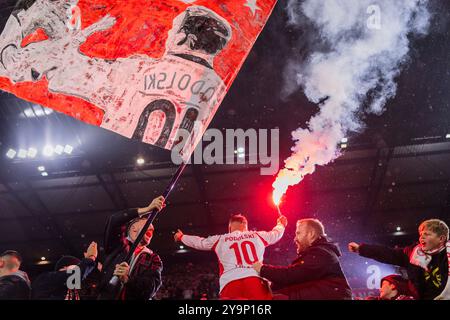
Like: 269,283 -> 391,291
126,216 -> 154,239
55,255 -> 80,271
381,275 -> 411,296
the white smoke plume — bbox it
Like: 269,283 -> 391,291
273,0 -> 431,203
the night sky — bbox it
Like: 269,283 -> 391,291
214,0 -> 450,158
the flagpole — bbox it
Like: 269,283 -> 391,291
125,161 -> 187,261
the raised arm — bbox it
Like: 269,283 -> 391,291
256,215 -> 287,246
348,242 -> 410,267
174,229 -> 221,251
258,247 -> 335,288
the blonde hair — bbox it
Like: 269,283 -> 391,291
419,219 -> 449,240
297,219 -> 326,237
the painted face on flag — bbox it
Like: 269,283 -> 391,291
0,0 -> 77,82
0,0 -> 277,158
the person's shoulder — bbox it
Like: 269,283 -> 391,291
0,274 -> 25,281
1,274 -> 27,283
149,251 -> 163,265
139,250 -> 163,271
0,274 -> 16,284
307,245 -> 334,256
309,240 -> 341,256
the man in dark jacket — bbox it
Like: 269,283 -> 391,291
0,250 -> 31,300
31,242 -> 98,300
252,218 -> 352,300
348,219 -> 450,300
97,196 -> 165,300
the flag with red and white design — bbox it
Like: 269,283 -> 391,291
0,0 -> 277,158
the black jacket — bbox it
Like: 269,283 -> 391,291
0,272 -> 31,300
260,237 -> 352,300
97,209 -> 163,300
359,243 -> 449,300
31,258 -> 95,300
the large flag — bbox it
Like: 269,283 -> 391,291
0,0 -> 277,159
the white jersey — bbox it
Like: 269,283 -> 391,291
181,223 -> 285,292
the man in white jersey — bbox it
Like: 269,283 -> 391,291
174,214 -> 287,299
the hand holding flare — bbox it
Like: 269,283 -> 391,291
272,192 -> 283,217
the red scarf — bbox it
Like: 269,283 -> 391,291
409,241 -> 450,300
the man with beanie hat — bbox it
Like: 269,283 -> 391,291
0,250 -> 31,300
366,275 -> 415,300
349,219 -> 450,300
31,242 -> 98,300
97,196 -> 165,300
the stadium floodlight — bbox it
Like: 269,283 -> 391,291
6,149 -> 17,159
28,148 -> 38,158
43,145 -> 54,157
17,149 -> 27,158
54,145 -> 64,155
64,145 -> 73,155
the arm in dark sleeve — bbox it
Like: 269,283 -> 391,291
260,248 -> 334,288
77,258 -> 96,280
49,258 -> 96,285
358,243 -> 410,267
124,254 -> 163,300
103,208 -> 140,254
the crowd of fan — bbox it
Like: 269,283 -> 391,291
155,261 -> 219,300
1,218 -> 449,300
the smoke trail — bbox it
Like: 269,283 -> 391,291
273,0 -> 431,204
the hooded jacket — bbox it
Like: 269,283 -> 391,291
260,237 -> 352,300
0,270 -> 31,300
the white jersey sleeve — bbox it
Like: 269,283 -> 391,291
255,222 -> 285,246
181,234 -> 221,251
